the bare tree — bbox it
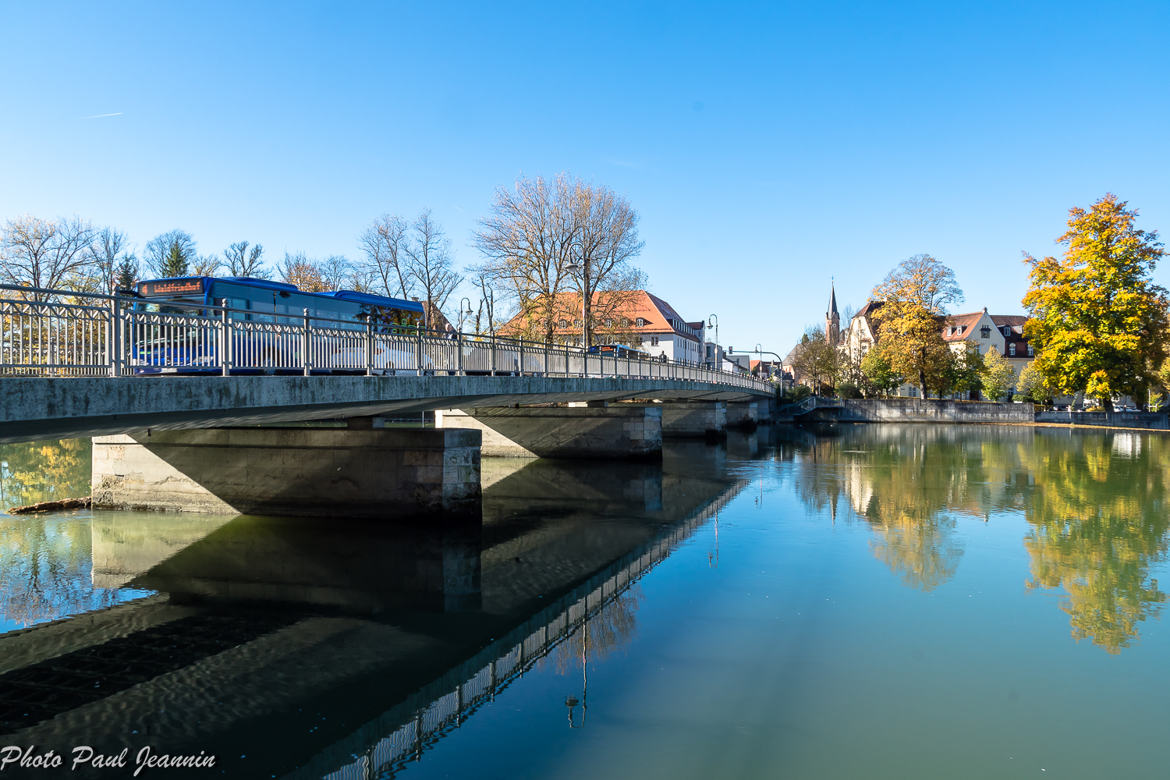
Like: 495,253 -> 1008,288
470,267 -> 498,336
474,175 -> 580,342
358,215 -> 413,299
571,181 -> 645,347
319,255 -> 352,291
278,252 -> 327,291
0,216 -> 97,298
223,241 -> 266,277
404,210 -> 462,329
192,254 -> 221,276
84,227 -> 134,293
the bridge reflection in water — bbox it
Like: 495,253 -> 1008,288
0,434 -> 759,778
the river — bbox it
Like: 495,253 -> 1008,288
1,424 -> 1168,778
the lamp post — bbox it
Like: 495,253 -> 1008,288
755,343 -> 786,397
707,314 -> 719,369
566,259 -> 589,349
459,297 -> 473,334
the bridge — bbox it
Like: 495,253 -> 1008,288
1,284 -> 775,518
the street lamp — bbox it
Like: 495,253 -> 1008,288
707,314 -> 719,369
755,343 -> 787,397
459,297 -> 473,333
566,259 -> 589,349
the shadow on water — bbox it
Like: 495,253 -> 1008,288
0,438 -> 749,778
784,424 -> 1170,653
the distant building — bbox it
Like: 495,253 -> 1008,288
499,290 -> 705,363
826,283 -> 840,345
841,299 -> 1035,398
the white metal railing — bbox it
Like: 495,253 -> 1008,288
0,284 -> 773,393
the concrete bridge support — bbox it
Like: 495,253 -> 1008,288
661,401 -> 726,439
91,427 -> 481,519
434,405 -> 662,459
726,400 -> 763,429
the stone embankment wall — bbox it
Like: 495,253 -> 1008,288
839,399 -> 1033,423
1035,410 -> 1170,430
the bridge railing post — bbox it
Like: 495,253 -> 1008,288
108,295 -> 122,377
364,318 -> 374,376
416,327 -> 424,376
301,308 -> 311,376
219,306 -> 233,376
457,332 -> 464,376
543,340 -> 548,376
490,336 -> 496,375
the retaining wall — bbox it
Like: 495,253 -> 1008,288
840,398 -> 1033,423
1035,410 -> 1170,429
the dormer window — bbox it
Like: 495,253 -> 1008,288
636,317 -> 646,327
558,319 -> 569,328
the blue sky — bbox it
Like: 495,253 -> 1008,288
2,0 -> 1168,352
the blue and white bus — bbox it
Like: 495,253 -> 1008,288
129,276 -> 426,374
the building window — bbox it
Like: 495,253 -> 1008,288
1009,343 -> 1016,356
650,336 -> 659,346
980,326 -> 990,339
558,319 -> 568,328
636,317 -> 645,327
1027,344 -> 1034,357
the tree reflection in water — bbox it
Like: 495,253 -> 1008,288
0,438 -> 90,509
791,426 -> 1170,653
1021,433 -> 1169,654
0,439 -> 131,630
0,515 -> 126,628
546,585 -> 643,675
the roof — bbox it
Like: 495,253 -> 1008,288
827,283 -> 838,317
500,290 -> 703,342
941,311 -> 988,342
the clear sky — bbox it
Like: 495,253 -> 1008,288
2,0 -> 1168,353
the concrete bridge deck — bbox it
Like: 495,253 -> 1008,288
0,374 -> 773,442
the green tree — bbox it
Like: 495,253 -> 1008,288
859,343 -> 902,397
1023,194 -> 1168,411
789,327 -> 838,394
1016,361 -> 1051,404
871,254 -> 964,398
979,349 -> 1015,400
944,344 -> 984,398
144,230 -> 197,278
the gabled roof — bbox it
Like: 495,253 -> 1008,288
499,290 -> 703,342
941,311 -> 989,342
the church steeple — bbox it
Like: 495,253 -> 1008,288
826,280 -> 840,345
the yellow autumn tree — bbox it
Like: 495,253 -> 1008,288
871,254 -> 963,398
1023,194 -> 1168,410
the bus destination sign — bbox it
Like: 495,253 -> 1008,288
138,279 -> 205,297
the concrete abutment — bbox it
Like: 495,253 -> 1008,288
92,427 -> 482,519
435,405 -> 662,459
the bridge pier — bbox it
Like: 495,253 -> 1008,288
434,405 -> 662,459
91,427 -> 481,519
661,401 -> 726,439
726,400 -> 767,429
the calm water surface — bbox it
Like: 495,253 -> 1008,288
2,425 -> 1169,779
